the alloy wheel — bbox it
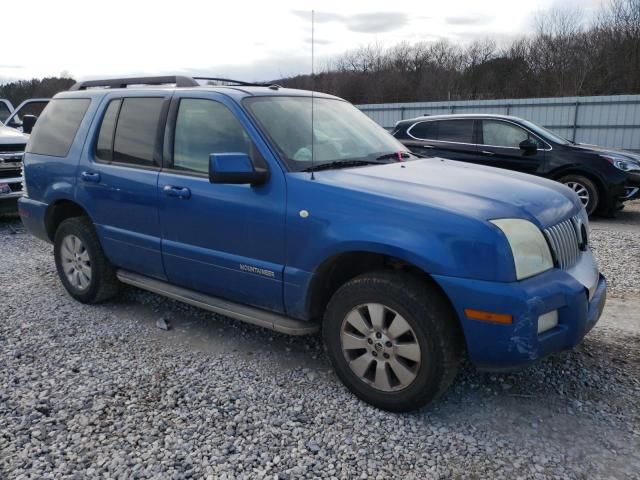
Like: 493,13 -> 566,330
60,234 -> 92,290
565,181 -> 590,207
340,303 -> 422,392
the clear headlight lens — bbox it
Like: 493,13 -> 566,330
600,154 -> 640,172
491,219 -> 554,280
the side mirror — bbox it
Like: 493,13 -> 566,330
209,153 -> 269,185
519,138 -> 538,153
22,115 -> 38,134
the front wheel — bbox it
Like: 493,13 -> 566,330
323,271 -> 462,412
559,174 -> 599,215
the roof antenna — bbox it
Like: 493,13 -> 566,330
310,9 -> 316,180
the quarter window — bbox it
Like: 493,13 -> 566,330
482,120 -> 541,148
113,98 -> 164,166
436,120 -> 474,143
173,99 -> 253,174
26,98 -> 90,157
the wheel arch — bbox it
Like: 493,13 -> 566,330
305,250 -> 463,338
44,199 -> 92,242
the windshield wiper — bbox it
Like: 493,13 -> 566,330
302,159 -> 391,172
376,151 -> 413,161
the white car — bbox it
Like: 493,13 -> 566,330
0,116 -> 28,214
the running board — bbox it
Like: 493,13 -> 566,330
116,270 -> 319,336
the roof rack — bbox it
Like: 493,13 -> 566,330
69,75 -> 281,91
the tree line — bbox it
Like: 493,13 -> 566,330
0,77 -> 75,108
278,0 -> 640,104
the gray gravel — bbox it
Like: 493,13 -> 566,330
1,215 -> 639,479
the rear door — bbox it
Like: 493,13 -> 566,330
157,92 -> 287,313
477,119 -> 546,173
76,93 -> 170,279
406,119 -> 479,162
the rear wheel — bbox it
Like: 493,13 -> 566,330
323,271 -> 462,412
54,217 -> 119,303
559,174 -> 599,215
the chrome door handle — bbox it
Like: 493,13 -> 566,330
421,145 -> 434,148
481,150 -> 495,156
80,171 -> 101,183
163,185 -> 191,199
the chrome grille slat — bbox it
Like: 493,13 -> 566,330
544,216 -> 581,271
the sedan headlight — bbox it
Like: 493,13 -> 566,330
491,219 -> 553,280
600,154 -> 640,172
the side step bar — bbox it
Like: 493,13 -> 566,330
116,270 -> 319,336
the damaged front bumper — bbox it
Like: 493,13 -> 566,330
432,250 -> 606,369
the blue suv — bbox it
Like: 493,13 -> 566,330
19,76 -> 606,411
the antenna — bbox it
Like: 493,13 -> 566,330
310,9 -> 315,180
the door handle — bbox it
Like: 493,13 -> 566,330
421,145 -> 434,149
480,150 -> 495,156
163,185 -> 191,199
80,171 -> 101,183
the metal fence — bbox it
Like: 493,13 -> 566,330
356,94 -> 640,151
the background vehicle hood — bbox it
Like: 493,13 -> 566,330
572,143 -> 640,162
0,125 -> 28,143
313,158 -> 580,228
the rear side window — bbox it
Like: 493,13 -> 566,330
95,97 -> 164,167
95,99 -> 121,161
113,98 -> 164,166
27,98 -> 90,157
436,120 -> 474,143
409,121 -> 438,140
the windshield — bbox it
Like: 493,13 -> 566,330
244,96 -> 409,171
519,119 -> 571,145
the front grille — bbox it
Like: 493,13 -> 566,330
543,216 -> 581,270
0,143 -> 26,152
0,169 -> 22,180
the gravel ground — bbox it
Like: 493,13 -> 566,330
1,207 -> 639,479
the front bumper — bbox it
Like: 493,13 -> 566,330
433,251 -> 606,369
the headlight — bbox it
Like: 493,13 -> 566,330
600,154 -> 640,172
491,219 -> 553,280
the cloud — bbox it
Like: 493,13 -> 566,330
292,10 -> 409,33
445,15 -> 493,26
303,37 -> 332,45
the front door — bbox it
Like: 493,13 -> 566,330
477,119 -> 546,174
158,93 -> 287,313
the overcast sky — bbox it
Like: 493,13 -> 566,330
1,0 -> 606,83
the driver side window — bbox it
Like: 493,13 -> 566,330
482,120 -> 541,148
173,99 -> 255,174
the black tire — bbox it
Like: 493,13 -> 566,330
323,270 -> 463,412
559,174 -> 599,215
54,216 -> 119,303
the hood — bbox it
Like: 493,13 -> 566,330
572,143 -> 640,162
0,124 -> 28,144
310,158 -> 580,228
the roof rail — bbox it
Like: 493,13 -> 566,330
69,76 -> 200,91
69,75 -> 282,91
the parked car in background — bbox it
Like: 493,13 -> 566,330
20,76 -> 605,411
2,98 -> 50,134
393,114 -> 640,216
0,119 -> 28,215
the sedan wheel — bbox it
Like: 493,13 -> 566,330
565,181 -> 590,207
